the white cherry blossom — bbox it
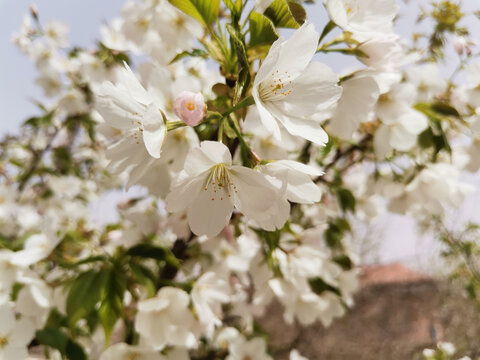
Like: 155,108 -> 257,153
0,304 -> 36,360
135,287 -> 197,349
99,343 -> 165,360
166,141 -> 287,237
191,272 -> 230,337
325,0 -> 398,40
95,63 -> 167,188
252,22 -> 342,145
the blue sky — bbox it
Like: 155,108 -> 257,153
0,0 -> 124,134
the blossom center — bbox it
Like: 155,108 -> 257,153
130,113 -> 144,145
345,0 -> 360,16
175,16 -> 186,28
204,164 -> 237,201
128,353 -> 139,360
0,336 -> 8,349
259,70 -> 294,102
186,102 -> 196,111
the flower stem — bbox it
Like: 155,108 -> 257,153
222,95 -> 255,118
318,20 -> 336,44
167,121 -> 186,131
227,115 -> 249,151
218,117 -> 224,142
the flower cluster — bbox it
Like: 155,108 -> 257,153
1,0 -> 479,359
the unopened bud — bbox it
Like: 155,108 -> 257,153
454,36 -> 474,56
30,4 -> 39,21
173,91 -> 206,127
454,36 -> 467,55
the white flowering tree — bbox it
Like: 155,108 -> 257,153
1,0 -> 479,359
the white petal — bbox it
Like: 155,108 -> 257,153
2,346 -> 28,360
329,75 -> 379,139
125,156 -> 156,190
325,0 -> 349,29
0,304 -> 15,334
374,124 -> 393,159
106,137 -> 146,174
274,22 -> 319,80
251,92 -> 282,141
117,63 -> 152,105
254,38 -> 283,86
187,183 -> 234,237
285,172 -> 322,204
142,103 -> 166,159
9,317 -> 35,346
267,102 -> 329,145
390,124 -> 417,151
184,141 -> 232,176
398,109 -> 429,135
255,195 -> 290,231
281,62 -> 342,117
96,82 -> 144,129
166,171 -> 206,213
271,160 -> 324,177
230,166 -> 281,219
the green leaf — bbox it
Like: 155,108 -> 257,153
226,23 -> 248,69
226,24 -> 251,103
324,218 -> 351,249
66,270 -> 106,328
52,147 -> 72,174
309,277 -> 341,296
337,188 -> 356,213
333,255 -> 353,270
127,244 -> 181,268
222,117 -> 238,139
97,42 -> 130,67
234,67 -> 251,104
44,308 -> 68,328
169,48 -> 208,64
98,267 -> 126,344
224,0 -> 243,15
264,0 -> 306,29
129,262 -> 157,297
36,328 -> 86,360
418,127 -> 435,149
36,328 -> 69,355
168,0 -> 220,27
249,12 -> 279,47
24,110 -> 55,128
431,102 -> 460,118
66,340 -> 87,360
319,20 -> 336,43
286,1 -> 307,25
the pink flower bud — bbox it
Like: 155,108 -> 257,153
173,91 -> 206,127
454,37 -> 467,55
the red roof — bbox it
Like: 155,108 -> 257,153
360,263 -> 430,287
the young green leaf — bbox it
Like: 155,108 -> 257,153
249,12 -> 279,47
66,269 -> 106,328
264,0 -> 306,29
169,48 -> 208,64
309,277 -> 341,296
36,328 -> 87,360
98,266 -> 127,344
337,188 -> 356,213
168,0 -> 220,27
223,0 -> 243,15
127,244 -> 181,268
